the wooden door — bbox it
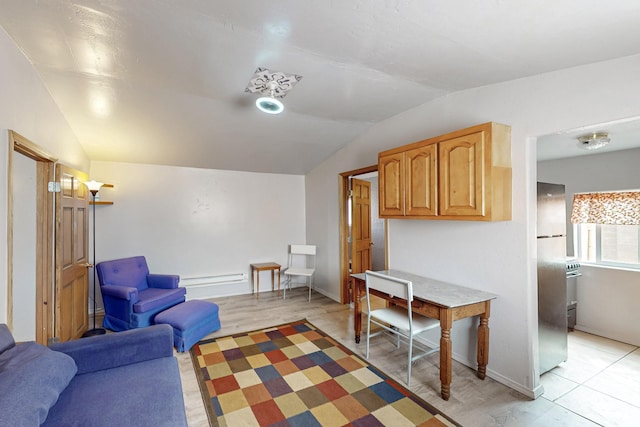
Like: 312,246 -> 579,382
439,131 -> 485,217
351,178 -> 372,274
378,152 -> 404,217
405,144 -> 438,217
55,165 -> 90,341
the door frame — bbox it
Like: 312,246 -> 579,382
7,131 -> 57,344
338,164 -> 387,304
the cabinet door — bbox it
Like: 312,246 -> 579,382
405,144 -> 437,216
439,131 -> 485,216
379,152 -> 404,217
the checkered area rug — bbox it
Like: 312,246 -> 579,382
190,319 -> 459,426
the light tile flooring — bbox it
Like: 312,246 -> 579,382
176,290 -> 640,426
540,330 -> 640,427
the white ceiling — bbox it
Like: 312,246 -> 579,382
2,1 -> 640,174
537,117 -> 640,162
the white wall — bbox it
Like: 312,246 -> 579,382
538,148 -> 640,256
576,265 -> 640,345
538,148 -> 640,346
0,132 -> 7,324
12,153 -> 37,341
306,53 -> 640,398
89,161 -> 305,301
0,27 -> 88,326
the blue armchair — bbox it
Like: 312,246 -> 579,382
96,256 -> 186,331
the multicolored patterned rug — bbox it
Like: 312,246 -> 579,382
190,319 -> 459,426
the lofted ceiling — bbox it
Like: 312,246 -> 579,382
2,1 -> 640,174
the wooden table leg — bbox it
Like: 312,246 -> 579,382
439,309 -> 453,400
251,267 -> 255,294
477,301 -> 491,379
353,278 -> 362,343
271,269 -> 275,292
277,267 -> 281,296
256,269 -> 260,298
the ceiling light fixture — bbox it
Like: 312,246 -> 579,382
576,132 -> 611,150
245,67 -> 302,115
256,81 -> 284,114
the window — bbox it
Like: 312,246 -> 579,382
575,223 -> 640,268
572,191 -> 640,270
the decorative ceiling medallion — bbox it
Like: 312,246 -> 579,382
244,67 -> 302,99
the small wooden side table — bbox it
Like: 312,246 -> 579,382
250,262 -> 281,297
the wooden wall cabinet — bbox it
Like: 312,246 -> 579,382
378,152 -> 404,216
378,122 -> 511,221
379,145 -> 437,217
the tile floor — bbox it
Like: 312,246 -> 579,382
540,330 -> 640,426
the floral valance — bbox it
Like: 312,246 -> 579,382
570,191 -> 640,225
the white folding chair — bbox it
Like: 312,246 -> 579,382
283,244 -> 316,302
365,270 -> 440,387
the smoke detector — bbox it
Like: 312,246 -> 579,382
576,132 -> 610,150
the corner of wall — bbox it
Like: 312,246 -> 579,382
0,129 -> 9,323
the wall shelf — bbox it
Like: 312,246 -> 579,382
90,183 -> 114,205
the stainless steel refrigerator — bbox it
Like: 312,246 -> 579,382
537,182 -> 568,374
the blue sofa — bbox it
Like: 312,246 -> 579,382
0,323 -> 187,426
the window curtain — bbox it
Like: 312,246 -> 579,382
570,191 -> 640,225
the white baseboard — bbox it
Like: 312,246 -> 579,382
575,324 -> 640,347
312,286 -> 340,302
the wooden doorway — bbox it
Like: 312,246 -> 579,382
338,165 -> 387,304
7,131 -> 56,344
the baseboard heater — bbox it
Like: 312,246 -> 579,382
180,272 -> 248,299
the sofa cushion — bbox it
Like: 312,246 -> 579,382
0,342 -> 77,426
0,324 -> 15,354
49,324 -> 174,375
133,287 -> 186,313
97,255 -> 150,291
42,356 -> 187,427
